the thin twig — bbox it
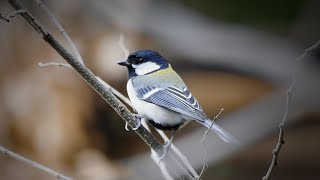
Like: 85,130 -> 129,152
0,145 -> 72,180
198,108 -> 224,179
34,0 -> 84,65
198,143 -> 208,180
262,80 -> 293,180
117,33 -> 130,58
201,108 -> 224,142
38,61 -> 71,68
263,39 -> 320,179
0,13 -> 10,22
296,40 -> 320,61
0,9 -> 26,22
151,150 -> 175,180
115,34 -> 137,132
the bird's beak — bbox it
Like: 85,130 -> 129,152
117,60 -> 131,67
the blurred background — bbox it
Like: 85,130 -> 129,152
0,0 -> 319,179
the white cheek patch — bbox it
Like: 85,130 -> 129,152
133,62 -> 161,75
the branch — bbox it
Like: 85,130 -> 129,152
0,146 -> 72,180
263,39 -> 320,180
117,33 -> 130,58
38,61 -> 71,68
0,9 -> 26,22
8,0 -> 164,157
262,81 -> 293,180
296,40 -> 320,61
0,13 -> 10,22
201,108 -> 224,142
198,108 -> 224,179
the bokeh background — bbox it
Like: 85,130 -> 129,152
0,0 -> 319,179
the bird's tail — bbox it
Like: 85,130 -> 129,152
200,119 -> 240,145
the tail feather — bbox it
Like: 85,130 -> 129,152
201,119 -> 240,145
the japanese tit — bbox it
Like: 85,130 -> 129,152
118,50 -> 238,144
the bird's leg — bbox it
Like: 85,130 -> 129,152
159,130 -> 176,161
125,114 -> 143,131
130,114 -> 151,130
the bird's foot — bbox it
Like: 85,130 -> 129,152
132,114 -> 147,130
133,114 -> 146,120
124,114 -> 144,131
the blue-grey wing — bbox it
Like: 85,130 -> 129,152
135,85 -> 207,122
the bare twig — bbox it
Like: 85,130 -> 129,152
118,33 -> 130,58
38,61 -> 71,68
115,34 -> 134,108
263,39 -> 320,179
198,108 -> 224,179
296,40 -> 320,61
201,108 -> 224,142
198,146 -> 208,180
34,0 -> 84,65
0,9 -> 26,22
151,150 -> 175,180
262,80 -> 293,180
0,13 -> 10,22
0,145 -> 72,180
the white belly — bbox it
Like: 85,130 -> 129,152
127,79 -> 184,126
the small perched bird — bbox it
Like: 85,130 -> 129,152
118,50 -> 238,150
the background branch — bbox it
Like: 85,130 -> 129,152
0,146 -> 72,180
262,39 -> 320,179
38,61 -> 71,68
262,81 -> 293,180
0,9 -> 26,22
34,0 -> 84,64
296,40 -> 320,61
198,108 -> 224,179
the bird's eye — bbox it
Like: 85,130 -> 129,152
138,58 -> 144,63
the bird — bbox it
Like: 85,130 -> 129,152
118,50 -> 239,156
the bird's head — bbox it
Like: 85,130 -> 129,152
118,50 -> 169,78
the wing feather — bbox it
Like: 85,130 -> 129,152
135,85 -> 207,122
